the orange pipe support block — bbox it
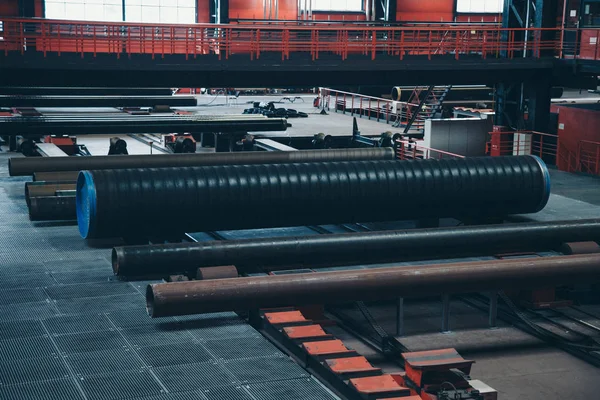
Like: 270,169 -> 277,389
264,310 -> 311,327
282,324 -> 333,342
325,356 -> 382,379
349,375 -> 412,399
302,339 -> 358,360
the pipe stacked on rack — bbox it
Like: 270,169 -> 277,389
112,219 -> 600,278
76,155 -> 550,239
9,148 -> 395,176
0,114 -> 288,136
146,254 -> 600,317
0,95 -> 197,108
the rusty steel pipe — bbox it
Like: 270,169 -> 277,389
9,148 -> 395,176
146,254 -> 600,317
33,171 -> 79,181
560,242 -> 600,255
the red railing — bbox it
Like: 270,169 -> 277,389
319,87 -> 418,125
576,140 -> 600,176
396,140 -> 465,160
0,17 -> 584,61
487,130 -> 559,165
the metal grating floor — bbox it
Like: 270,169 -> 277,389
0,152 -> 339,400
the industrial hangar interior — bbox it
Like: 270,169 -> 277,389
2,1 -> 600,399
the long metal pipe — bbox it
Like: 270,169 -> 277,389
29,196 -> 76,221
9,148 -> 395,176
0,95 -> 197,108
0,115 -> 288,136
146,254 -> 600,317
113,219 -> 600,278
77,156 -> 550,239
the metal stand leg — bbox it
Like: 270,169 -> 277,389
442,294 -> 451,333
396,297 -> 404,337
489,291 -> 498,329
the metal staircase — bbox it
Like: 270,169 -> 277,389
393,85 -> 452,136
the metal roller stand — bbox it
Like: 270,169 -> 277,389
146,254 -> 600,318
112,219 -> 600,277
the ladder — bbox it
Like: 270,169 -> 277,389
394,85 -> 452,136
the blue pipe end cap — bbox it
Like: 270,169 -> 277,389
531,155 -> 551,212
76,170 -> 97,239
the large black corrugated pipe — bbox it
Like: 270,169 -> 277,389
146,254 -> 600,317
77,156 -> 551,240
112,219 -> 600,278
9,148 -> 395,176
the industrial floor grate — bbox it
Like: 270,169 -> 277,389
201,386 -> 253,400
51,269 -> 116,285
151,362 -> 237,392
43,313 -> 114,335
45,282 -> 138,300
0,301 -> 58,322
129,392 -> 207,400
54,293 -> 146,315
202,337 -> 282,360
223,355 -> 309,384
0,355 -> 70,385
136,342 -> 213,368
0,319 -> 46,340
79,370 -> 165,400
44,258 -> 112,272
0,271 -> 56,289
246,378 -> 338,400
0,287 -> 49,305
185,319 -> 261,341
0,335 -> 57,360
65,348 -> 146,376
0,159 -> 339,400
0,377 -> 84,400
54,330 -> 129,354
121,324 -> 196,348
106,308 -> 177,328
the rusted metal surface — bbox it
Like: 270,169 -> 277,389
560,241 -> 600,255
33,171 -> 79,182
25,182 -> 77,207
195,265 -> 238,280
146,254 -> 600,318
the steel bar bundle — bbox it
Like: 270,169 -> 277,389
9,148 -> 394,176
0,95 -> 197,108
112,219 -> 600,277
146,254 -> 600,317
0,115 -> 288,136
76,155 -> 550,239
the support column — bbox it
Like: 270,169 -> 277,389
527,73 -> 552,132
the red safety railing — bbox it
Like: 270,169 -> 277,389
0,18 -> 578,61
319,87 -> 418,125
486,130 -> 559,164
576,140 -> 600,176
396,140 -> 465,160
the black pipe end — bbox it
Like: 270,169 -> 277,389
112,247 -> 123,275
146,284 -> 156,318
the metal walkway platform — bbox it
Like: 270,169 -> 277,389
0,152 -> 338,400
